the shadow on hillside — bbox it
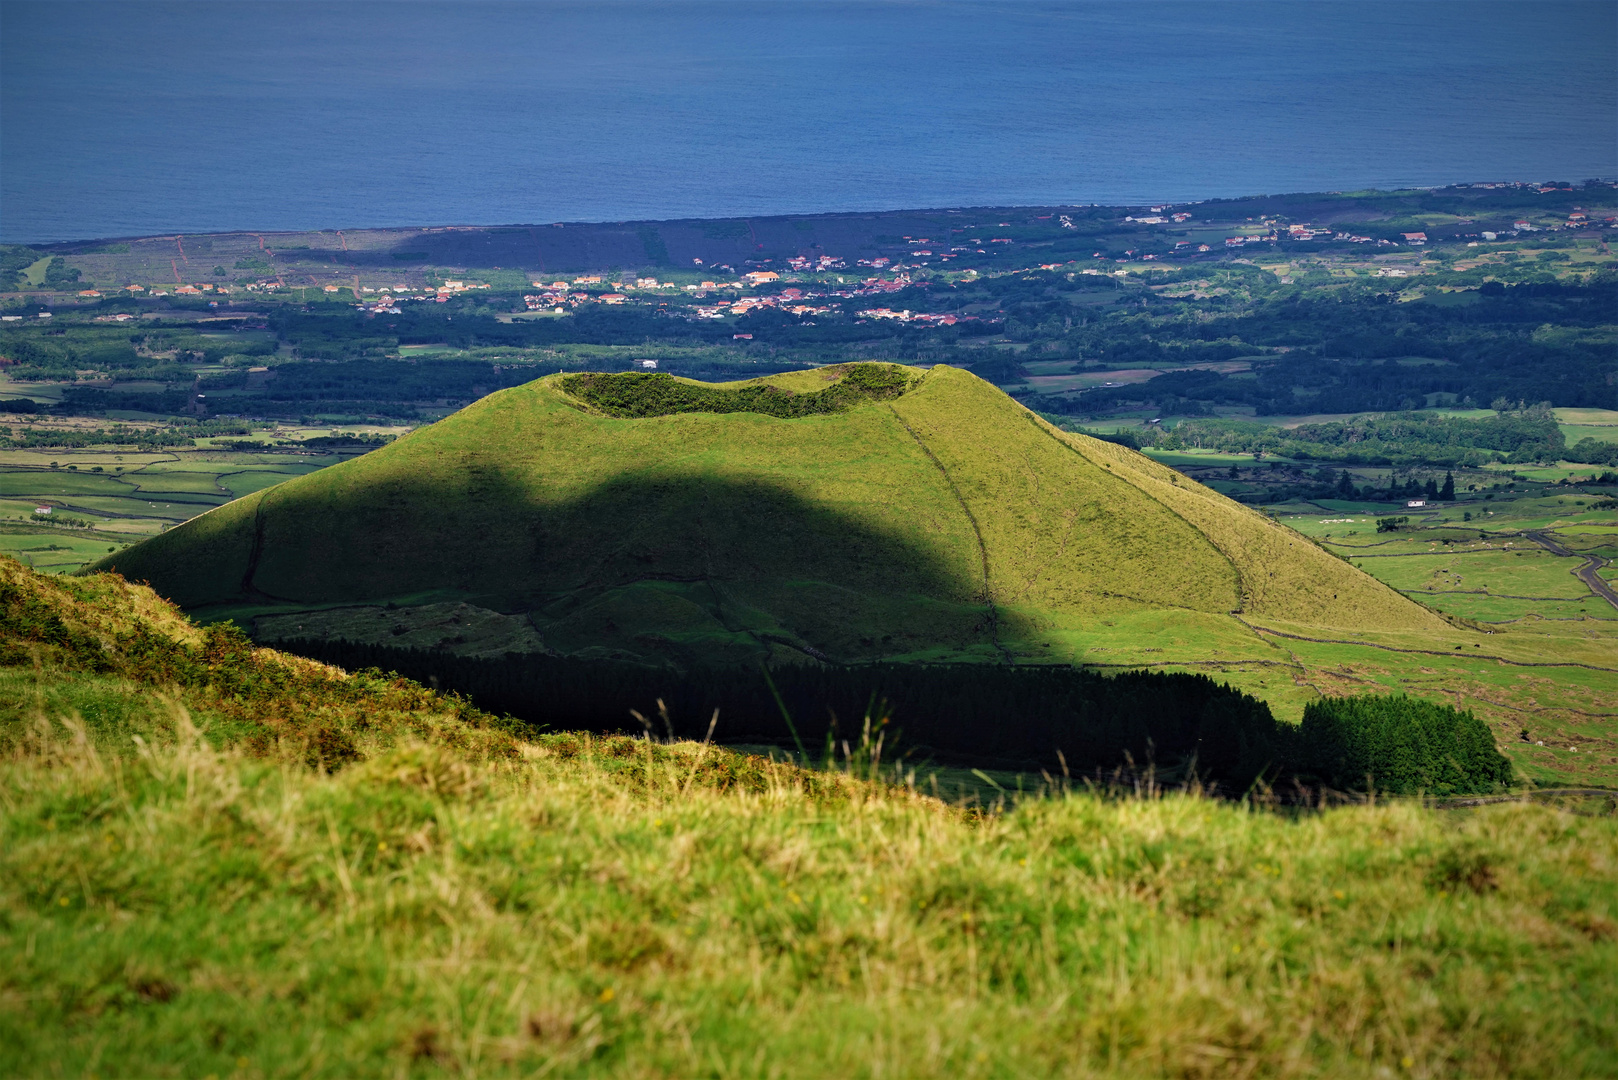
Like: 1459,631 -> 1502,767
123,465 -> 1021,666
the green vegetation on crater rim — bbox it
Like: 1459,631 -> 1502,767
561,362 -> 913,419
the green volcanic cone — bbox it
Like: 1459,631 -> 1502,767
93,364 -> 1445,666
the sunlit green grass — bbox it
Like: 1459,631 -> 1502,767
0,530 -> 121,572
1351,549 -> 1592,599
3,684 -> 1614,1079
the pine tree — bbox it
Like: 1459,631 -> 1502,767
1424,477 -> 1439,500
1439,471 -> 1455,501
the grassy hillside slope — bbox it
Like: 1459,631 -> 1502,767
4,556 -> 1615,1078
1055,422 -> 1446,629
93,365 -> 1442,668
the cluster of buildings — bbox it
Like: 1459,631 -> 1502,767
855,309 -> 972,326
523,293 -> 572,311
348,280 -> 493,313
1287,224 -> 1334,241
670,269 -> 959,322
689,294 -> 835,320
1221,227 -> 1402,248
510,262 -> 959,323
786,254 -> 845,272
1124,211 -> 1193,225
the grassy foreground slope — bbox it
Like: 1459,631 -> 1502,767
4,557 -> 1616,1078
94,364 -> 1441,670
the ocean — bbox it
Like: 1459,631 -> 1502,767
2,0 -> 1614,243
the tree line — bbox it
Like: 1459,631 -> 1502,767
272,639 -> 1513,797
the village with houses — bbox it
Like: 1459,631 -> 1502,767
3,180 -> 1612,346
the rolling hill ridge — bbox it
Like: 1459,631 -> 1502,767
94,364 -> 1447,667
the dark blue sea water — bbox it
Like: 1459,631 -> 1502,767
3,1 -> 1614,243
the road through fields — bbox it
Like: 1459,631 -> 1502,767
1528,529 -> 1618,613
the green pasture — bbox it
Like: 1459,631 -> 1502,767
1327,534 -> 1490,556
1561,424 -> 1618,446
20,495 -> 192,524
17,255 -> 52,286
0,379 -> 69,404
1344,549 -> 1593,599
6,669 -> 1614,1079
122,469 -> 234,496
1559,529 -> 1618,561
1482,507 -> 1614,531
0,449 -> 351,571
1140,447 -> 1267,467
1277,513 -> 1380,539
1481,461 -> 1608,483
1242,616 -> 1617,788
217,467 -> 315,498
0,529 -> 124,572
1554,407 -> 1618,427
1414,592 -> 1614,622
0,470 -> 138,498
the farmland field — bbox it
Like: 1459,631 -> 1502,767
0,444 -> 380,567
1259,489 -> 1618,788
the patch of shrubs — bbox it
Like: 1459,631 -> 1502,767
1297,694 -> 1513,796
562,363 -> 912,419
0,559 -> 523,756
